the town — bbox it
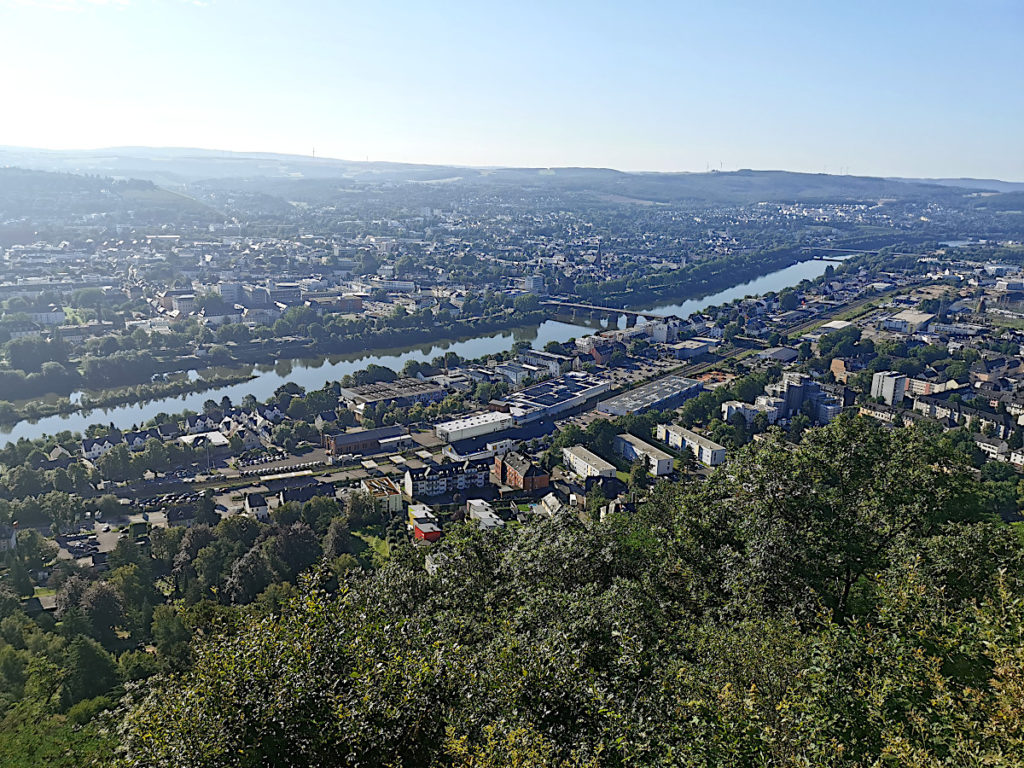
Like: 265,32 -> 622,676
4,215 -> 1024,590
3,0 -> 1023,759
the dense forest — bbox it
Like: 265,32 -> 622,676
1,417 -> 1010,766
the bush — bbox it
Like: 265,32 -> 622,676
66,695 -> 113,726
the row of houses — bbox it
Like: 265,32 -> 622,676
81,404 -> 280,460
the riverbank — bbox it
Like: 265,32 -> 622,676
0,258 -> 836,445
0,310 -> 549,426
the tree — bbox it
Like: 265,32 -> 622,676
323,518 -> 352,559
266,523 -> 321,582
61,636 -> 117,708
194,492 -> 220,527
628,457 -> 651,492
225,546 -> 273,605
55,574 -> 91,618
113,419 -> 1024,767
151,605 -> 190,666
346,491 -> 377,529
9,561 -> 33,598
80,581 -> 123,646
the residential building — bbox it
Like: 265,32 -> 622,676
412,518 -> 442,542
244,493 -> 270,522
360,477 -> 404,515
466,499 -> 504,531
523,274 -> 546,293
81,433 -> 123,460
656,424 -> 726,467
403,460 -> 490,498
614,433 -> 673,476
184,413 -> 219,434
871,371 -> 907,406
764,372 -> 843,424
562,445 -> 615,479
493,451 -> 550,491
278,482 -> 335,506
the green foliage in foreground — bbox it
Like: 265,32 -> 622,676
0,703 -> 116,768
109,418 -> 1024,765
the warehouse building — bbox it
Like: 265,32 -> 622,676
503,372 -> 610,424
340,377 -> 444,414
597,376 -> 702,417
323,425 -> 408,455
435,411 -> 514,443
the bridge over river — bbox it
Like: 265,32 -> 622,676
541,300 -> 669,326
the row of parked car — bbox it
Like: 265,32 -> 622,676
137,492 -> 203,510
238,459 -> 326,478
236,452 -> 289,468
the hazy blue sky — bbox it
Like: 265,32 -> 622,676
1,0 -> 1021,178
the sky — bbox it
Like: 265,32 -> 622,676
0,0 -> 1022,179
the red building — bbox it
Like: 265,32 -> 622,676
413,519 -> 442,542
494,451 -> 549,492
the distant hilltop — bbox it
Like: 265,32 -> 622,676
2,145 -> 1022,205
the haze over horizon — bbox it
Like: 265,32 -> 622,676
5,142 -> 1024,185
1,1 -> 1022,179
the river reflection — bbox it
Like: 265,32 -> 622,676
2,259 -> 830,444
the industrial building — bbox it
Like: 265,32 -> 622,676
881,309 -> 934,334
503,372 -> 610,424
597,376 -> 702,417
442,420 -> 555,463
562,445 -> 616,479
667,339 -> 709,359
518,348 -> 575,376
323,425 -> 408,455
614,433 -> 673,476
656,424 -> 726,467
435,411 -> 514,443
340,377 -> 444,414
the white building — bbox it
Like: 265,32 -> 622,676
244,493 -> 270,522
721,401 -> 760,426
435,411 -> 514,443
523,274 -> 546,294
882,310 -> 934,334
871,371 -> 907,406
562,445 -> 615,479
466,499 -> 505,531
656,424 -> 726,467
753,395 -> 785,424
614,433 -> 673,476
360,477 -> 404,515
648,319 -> 683,343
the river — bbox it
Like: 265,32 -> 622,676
2,259 -> 831,445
